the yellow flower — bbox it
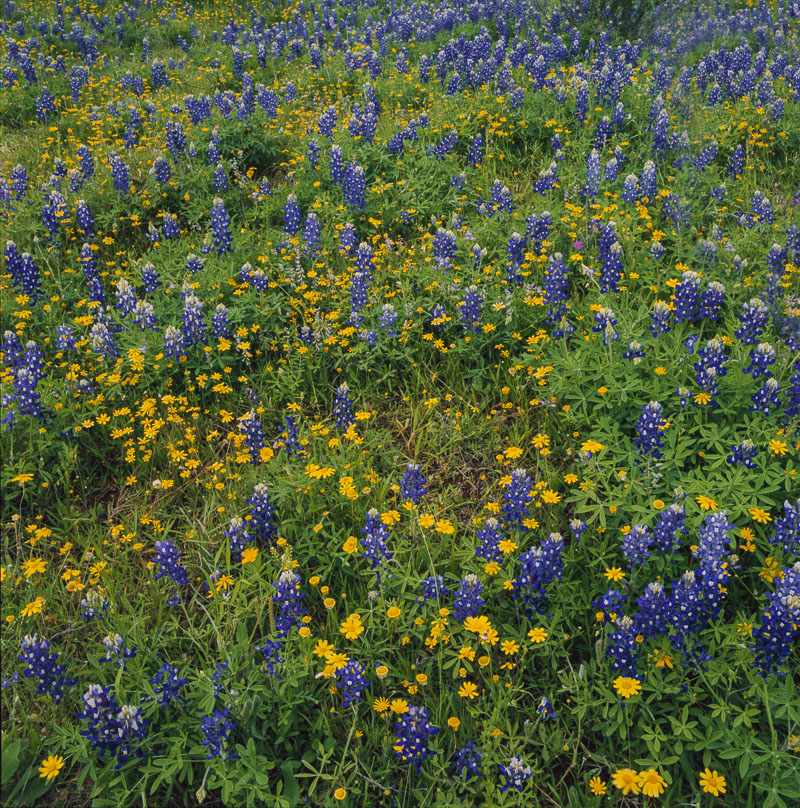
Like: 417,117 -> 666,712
696,495 -> 718,511
418,514 -> 436,529
612,768 -> 640,795
21,597 -> 46,617
240,547 -> 259,564
38,755 -> 64,781
527,627 -> 548,644
22,558 -> 47,578
386,606 -> 401,619
638,769 -> 666,798
564,473 -> 579,484
497,539 -> 517,554
381,510 -> 401,526
435,519 -> 454,535
11,473 -> 34,485
458,681 -> 478,699
447,716 -> 461,731
613,676 -> 642,699
698,768 -> 726,796
373,697 -> 390,714
390,698 -> 409,714
333,787 -> 347,801
339,613 -> 364,640
500,640 -> 519,655
463,615 -> 492,636
581,439 -> 605,454
342,535 -> 358,553
749,507 -> 771,523
375,665 -> 388,679
604,567 -> 625,582
652,499 -> 665,509
769,439 -> 788,456
588,776 -> 607,795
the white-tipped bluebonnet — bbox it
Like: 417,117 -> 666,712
247,483 -> 277,545
452,740 -> 482,780
361,508 -> 393,586
592,307 -> 618,346
91,321 -> 119,360
622,524 -> 654,568
634,401 -> 667,460
78,685 -> 148,767
743,343 -> 776,379
475,517 -> 504,563
607,615 -> 639,677
750,377 -> 781,415
752,561 -> 800,676
101,633 -> 136,669
458,285 -> 484,333
332,382 -> 355,431
735,297 -> 769,344
210,197 -> 233,255
399,463 -> 427,504
514,533 -> 564,613
152,539 -> 188,586
273,569 -> 306,636
537,696 -> 556,721
394,705 -> 439,770
770,500 -> 799,555
499,756 -> 532,793
592,589 -> 627,624
502,468 -> 533,530
239,410 -> 268,463
150,662 -> 187,706
694,338 -> 728,399
18,635 -> 76,704
453,574 -> 486,621
257,640 -> 284,678
336,659 -> 370,708
201,708 -> 238,760
419,575 -> 449,604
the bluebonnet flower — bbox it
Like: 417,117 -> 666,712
281,414 -> 304,457
694,338 -> 728,399
727,439 -> 758,469
55,325 -> 76,351
584,149 -> 601,197
622,524 -> 654,568
770,500 -> 799,555
332,382 -> 355,431
419,575 -> 449,604
78,685 -> 149,767
727,143 -> 743,178
283,193 -> 302,236
569,519 -> 588,545
622,174 -> 640,203
501,468 -> 534,530
399,463 -> 428,504
18,635 -> 76,704
735,297 -> 769,344
379,303 -> 397,336
361,508 -> 393,585
115,278 -> 137,316
634,401 -> 667,460
91,322 -> 119,360
210,197 -> 233,254
743,343 -> 776,379
623,341 -> 646,363
453,574 -> 486,621
543,253 -> 570,328
108,152 -> 130,193
317,105 -> 337,138
152,539 -> 188,586
80,590 -> 113,622
141,262 -> 160,292
225,517 -> 252,564
343,163 -> 366,213
499,756 -> 532,793
393,705 -> 439,770
514,533 -> 564,613
239,410 -> 268,463
750,378 -> 781,415
257,640 -> 284,678
467,132 -> 483,168
273,569 -> 306,636
201,708 -> 238,760
537,696 -> 556,721
303,212 -> 321,259
452,740 -> 482,780
673,270 -> 701,324
246,484 -> 277,545
476,517 -> 504,563
100,633 -> 136,669
607,615 -> 639,677
336,659 -> 370,708
162,325 -> 183,359
591,589 -> 627,624
592,307 -> 618,346
700,281 -> 726,321
752,561 -> 800,675
212,661 -> 229,697
652,504 -> 687,553
633,582 -> 671,640
432,228 -> 457,270
181,294 -> 205,349
150,663 -> 187,707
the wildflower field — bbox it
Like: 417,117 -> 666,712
2,0 -> 800,804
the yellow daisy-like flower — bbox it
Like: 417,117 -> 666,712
390,698 -> 409,714
463,615 -> 492,635
528,627 -> 548,644
500,640 -> 519,655
588,776 -> 607,795
418,514 -> 436,529
458,681 -> 478,699
11,473 -> 34,485
696,495 -> 718,511
604,567 -> 625,582
613,676 -> 642,699
339,613 -> 364,640
769,439 -> 788,456
240,547 -> 259,564
581,439 -> 605,454
749,507 -> 771,523
638,769 -> 666,797
612,768 -> 640,795
373,697 -> 390,714
38,755 -> 64,781
698,768 -> 726,796
435,519 -> 455,535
